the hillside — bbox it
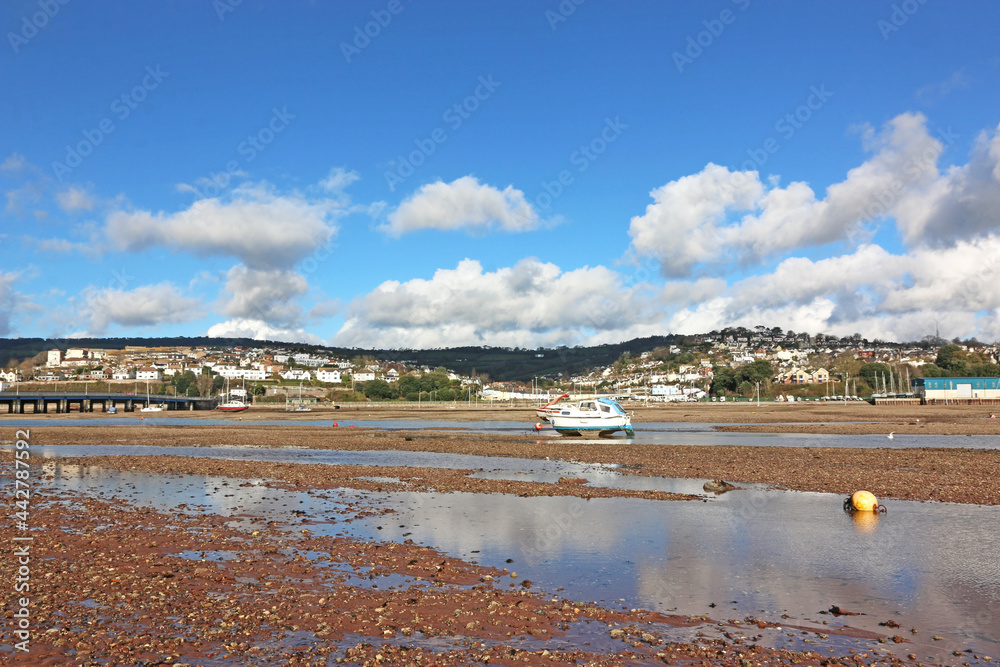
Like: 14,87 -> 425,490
0,335 -> 677,382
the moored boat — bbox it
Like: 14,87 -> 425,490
535,392 -> 570,422
550,397 -> 634,436
217,385 -> 250,412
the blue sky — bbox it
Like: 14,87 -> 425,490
2,0 -> 999,347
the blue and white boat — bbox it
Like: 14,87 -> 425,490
549,397 -> 634,437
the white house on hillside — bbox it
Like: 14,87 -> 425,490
135,367 -> 162,381
316,369 -> 342,383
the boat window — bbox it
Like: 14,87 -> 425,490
600,404 -> 610,413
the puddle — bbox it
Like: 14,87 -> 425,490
28,460 -> 1000,663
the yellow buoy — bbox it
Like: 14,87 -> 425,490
850,490 -> 878,512
851,510 -> 879,534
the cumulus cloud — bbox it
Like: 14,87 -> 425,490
206,318 -> 323,344
81,283 -> 204,335
333,258 -> 659,348
381,176 -> 539,236
218,265 -> 308,327
627,113 -> 968,276
892,122 -> 1000,244
0,272 -> 24,337
56,186 -> 96,213
653,233 -> 1000,343
104,181 -> 341,270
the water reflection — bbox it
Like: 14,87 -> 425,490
38,460 -> 1000,663
850,510 -> 880,534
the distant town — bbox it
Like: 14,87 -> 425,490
1,326 -> 999,404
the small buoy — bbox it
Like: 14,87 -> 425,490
991,414 -> 996,419
349,424 -> 354,428
846,490 -> 882,513
332,422 -> 338,427
534,423 -> 543,431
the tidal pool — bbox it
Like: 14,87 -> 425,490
38,455 -> 1000,664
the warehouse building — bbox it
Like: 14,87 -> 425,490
913,377 -> 1000,402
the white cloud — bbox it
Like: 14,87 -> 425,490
381,176 -> 539,236
104,181 -> 342,270
0,271 -> 24,337
627,113 -> 957,276
206,318 -> 324,344
219,265 -> 308,326
334,258 -> 659,348
319,167 -> 360,193
653,235 -> 1000,343
0,153 -> 27,172
81,282 -> 204,335
892,122 -> 1000,244
56,186 -> 96,213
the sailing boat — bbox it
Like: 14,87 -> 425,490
216,377 -> 249,412
286,380 -> 312,412
141,379 -> 165,412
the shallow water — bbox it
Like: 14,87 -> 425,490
5,416 -> 1000,449
35,456 -> 1000,664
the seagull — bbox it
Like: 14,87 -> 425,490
887,432 -> 894,440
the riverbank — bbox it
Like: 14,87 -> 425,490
5,400 -> 1000,434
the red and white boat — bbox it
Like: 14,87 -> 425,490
535,393 -> 570,422
216,386 -> 249,412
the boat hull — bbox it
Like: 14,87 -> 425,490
550,416 -> 634,437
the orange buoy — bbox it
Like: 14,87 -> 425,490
534,423 -> 543,431
849,490 -> 878,512
332,422 -> 338,427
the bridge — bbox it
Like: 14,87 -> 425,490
0,391 -> 218,413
